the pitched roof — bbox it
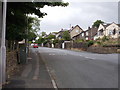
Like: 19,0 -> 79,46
117,24 -> 120,27
72,31 -> 85,38
101,22 -> 120,28
71,25 -> 83,31
101,23 -> 111,28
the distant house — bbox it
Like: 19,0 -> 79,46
56,29 -> 70,40
87,26 -> 98,40
106,23 -> 120,38
85,30 -> 89,40
80,26 -> 98,40
95,22 -> 120,39
56,31 -> 63,40
72,31 -> 86,41
96,23 -> 110,39
70,25 -> 83,39
71,25 -> 98,41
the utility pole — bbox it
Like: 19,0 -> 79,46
0,0 -> 7,89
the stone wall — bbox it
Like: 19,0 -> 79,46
87,46 -> 118,54
48,41 -> 119,54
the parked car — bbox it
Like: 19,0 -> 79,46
33,43 -> 38,48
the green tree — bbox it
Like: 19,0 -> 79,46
62,31 -> 71,41
27,17 -> 40,41
41,31 -> 46,37
47,34 -> 56,40
6,2 -> 69,50
37,36 -> 45,44
93,20 -> 104,28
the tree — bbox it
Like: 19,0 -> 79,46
6,2 -> 69,50
41,31 -> 46,37
93,20 -> 104,28
62,31 -> 71,41
28,17 -> 40,41
36,36 -> 45,44
47,34 -> 56,40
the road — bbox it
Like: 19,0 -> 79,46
31,47 -> 118,88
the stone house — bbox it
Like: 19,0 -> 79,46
70,25 -> 83,39
80,26 -> 98,41
71,26 -> 98,41
87,26 -> 98,40
72,31 -> 86,41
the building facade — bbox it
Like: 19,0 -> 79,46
70,25 -> 83,39
96,22 -> 120,39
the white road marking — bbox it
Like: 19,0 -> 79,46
85,57 -> 95,60
49,53 -> 67,56
52,80 -> 57,88
40,54 -> 58,89
49,54 -> 55,55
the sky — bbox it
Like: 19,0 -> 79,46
39,1 -> 118,34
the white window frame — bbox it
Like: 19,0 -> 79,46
82,33 -> 84,37
86,32 -> 88,36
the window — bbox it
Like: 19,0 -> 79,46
113,29 -> 116,35
76,30 -> 79,33
82,33 -> 84,37
109,30 -> 113,35
86,37 -> 88,40
86,32 -> 88,36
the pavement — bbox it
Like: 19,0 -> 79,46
2,47 -> 119,89
2,48 -> 54,89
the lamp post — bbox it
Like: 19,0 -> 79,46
0,1 -> 2,89
0,0 -> 7,89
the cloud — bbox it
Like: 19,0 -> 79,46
40,2 -> 118,34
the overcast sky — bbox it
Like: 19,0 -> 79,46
39,1 -> 118,34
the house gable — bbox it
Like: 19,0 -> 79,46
98,24 -> 105,31
106,22 -> 120,38
70,25 -> 83,38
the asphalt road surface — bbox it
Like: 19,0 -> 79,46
31,47 -> 118,88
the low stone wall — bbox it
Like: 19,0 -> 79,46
87,46 -> 118,54
47,42 -> 119,54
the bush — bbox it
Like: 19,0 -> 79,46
75,39 -> 84,43
87,40 -> 94,47
102,36 -> 109,42
96,41 -> 102,45
53,39 -> 59,44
